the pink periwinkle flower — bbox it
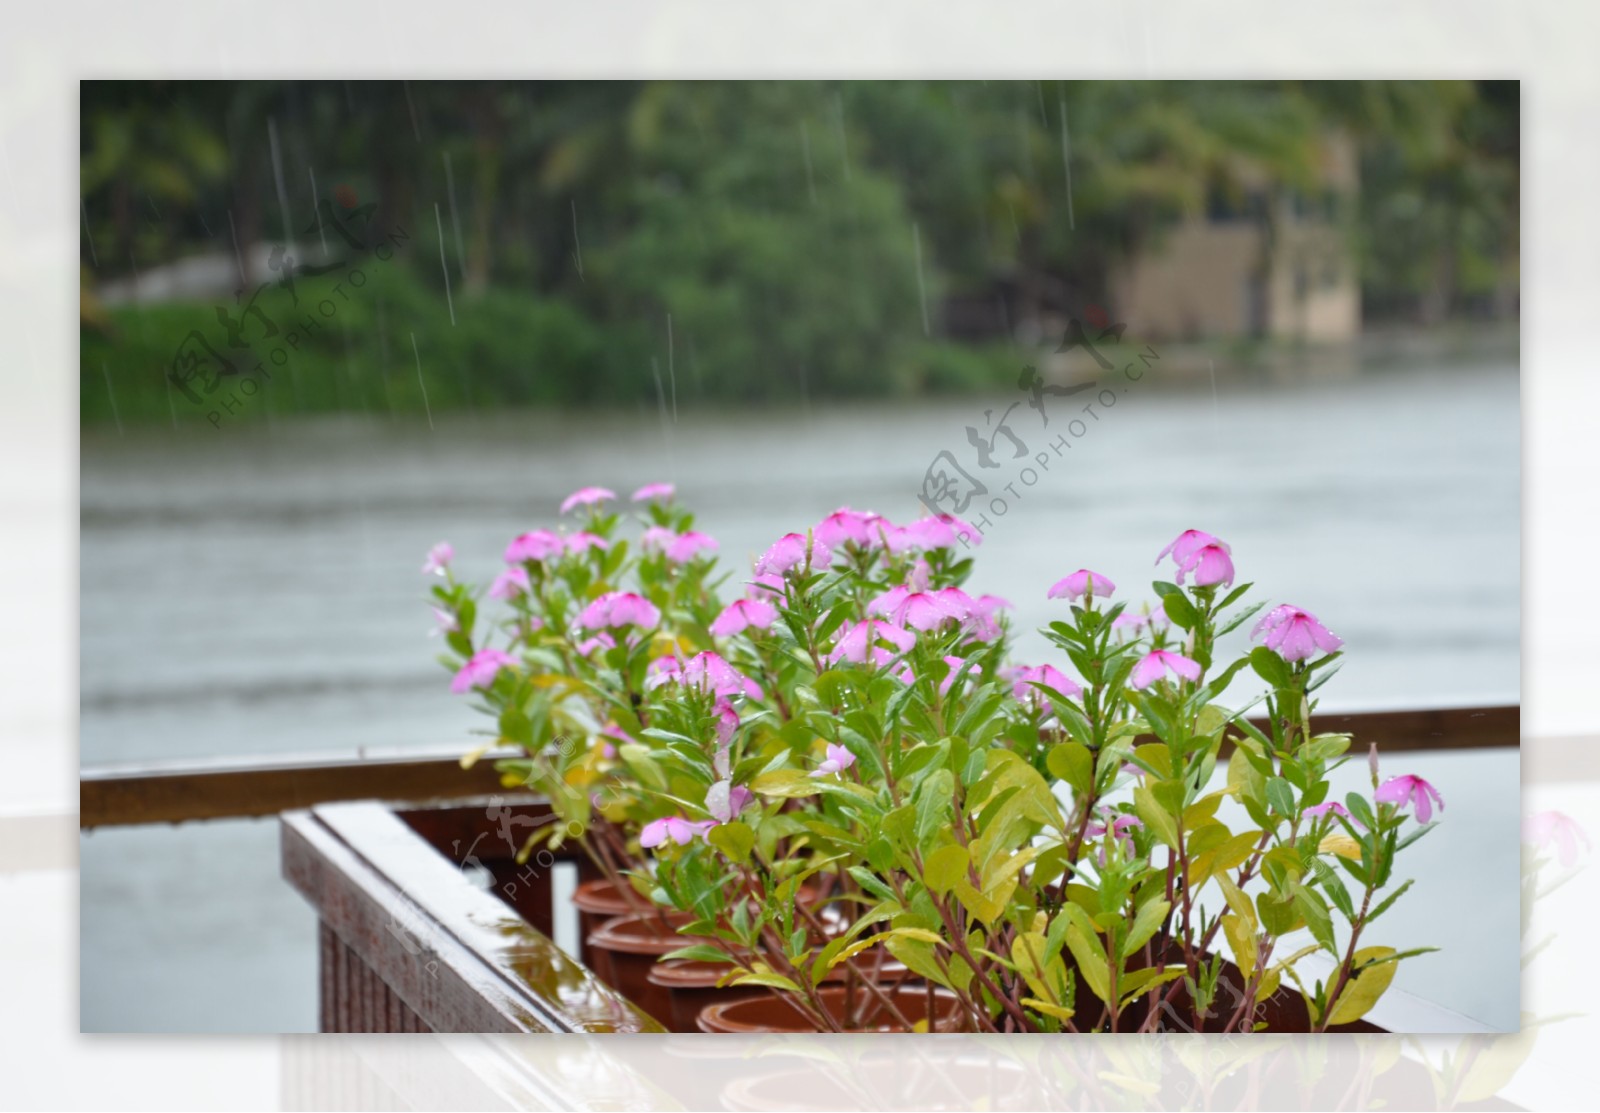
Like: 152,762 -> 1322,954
504,530 -> 564,564
662,530 -> 719,562
1156,529 -> 1220,568
709,598 -> 779,637
575,632 -> 617,656
1523,810 -> 1591,867
964,593 -> 1013,641
746,572 -> 787,599
429,606 -> 458,637
1129,649 -> 1203,690
1304,801 -> 1350,821
597,722 -> 635,759
422,542 -> 454,576
1114,603 -> 1170,634
892,512 -> 984,552
559,486 -> 617,515
711,699 -> 741,776
1252,604 -> 1344,663
631,482 -> 676,503
564,531 -> 611,555
815,507 -> 891,550
705,780 -> 755,824
1002,663 -> 1083,705
647,651 -> 763,699
1176,540 -> 1235,588
1047,569 -> 1116,603
1085,813 -> 1143,860
869,585 -> 974,631
828,619 -> 916,665
755,532 -> 833,577
639,815 -> 717,848
578,591 -> 661,631
938,655 -> 973,697
809,743 -> 858,779
489,566 -> 531,600
451,648 -> 515,694
1375,775 -> 1445,824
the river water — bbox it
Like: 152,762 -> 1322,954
79,360 -> 1520,1031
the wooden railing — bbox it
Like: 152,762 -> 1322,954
79,703 -> 1519,829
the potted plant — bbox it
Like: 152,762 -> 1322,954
428,490 -> 1444,1034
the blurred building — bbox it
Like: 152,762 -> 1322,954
1113,133 -> 1360,343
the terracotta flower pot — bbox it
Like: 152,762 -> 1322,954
571,878 -> 652,974
697,984 -> 964,1033
587,911 -> 713,1022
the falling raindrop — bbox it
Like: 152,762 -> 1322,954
570,199 -> 584,280
442,152 -> 467,279
80,198 -> 100,266
307,167 -> 328,255
267,116 -> 293,246
227,209 -> 247,288
1058,89 -> 1076,232
913,222 -> 930,336
411,331 -> 434,431
666,313 -> 677,422
434,202 -> 456,326
402,81 -> 422,142
799,120 -> 818,206
650,357 -> 670,445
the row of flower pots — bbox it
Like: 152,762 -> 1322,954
574,878 -> 954,1032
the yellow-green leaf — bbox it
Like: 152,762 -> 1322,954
1133,785 -> 1180,848
730,971 -> 802,993
1326,946 -> 1398,1026
922,844 -> 969,896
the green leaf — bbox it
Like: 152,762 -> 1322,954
1161,591 -> 1199,631
1249,646 -> 1291,688
1122,898 -> 1172,958
661,943 -> 733,964
1046,741 -> 1094,798
1326,946 -> 1398,1026
1256,890 -> 1300,937
1294,887 -> 1337,956
706,821 -> 755,865
922,844 -> 969,896
1133,786 -> 1179,849
730,971 -> 803,993
914,768 -> 955,842
1065,927 -> 1111,1004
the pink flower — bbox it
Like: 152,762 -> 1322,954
963,594 -> 1013,641
575,632 -> 617,656
755,532 -> 832,576
1085,813 -> 1143,860
746,573 -> 787,598
578,591 -> 661,631
559,486 -> 617,515
598,722 -> 635,759
422,542 -> 454,576
892,513 -> 983,552
705,780 -> 754,824
1304,802 -> 1350,821
1156,530 -> 1220,568
1252,605 -> 1344,663
1375,775 -> 1445,824
809,743 -> 857,779
640,815 -> 716,848
1176,540 -> 1235,588
429,606 -> 458,637
647,651 -> 763,699
1523,810 -> 1591,867
631,482 -> 676,503
815,507 -> 891,550
1113,603 -> 1168,632
565,532 -> 611,555
504,530 -> 564,564
1002,664 -> 1082,704
1047,569 -> 1116,602
869,585 -> 974,631
656,526 -> 704,562
712,699 -> 741,776
938,655 -> 973,697
1129,649 -> 1203,689
451,648 -> 515,694
828,619 -> 916,665
709,598 -> 779,637
489,566 -> 530,600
